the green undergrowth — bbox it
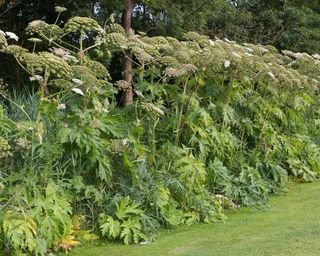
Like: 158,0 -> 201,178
71,180 -> 320,256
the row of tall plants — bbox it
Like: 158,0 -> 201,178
1,8 -> 320,255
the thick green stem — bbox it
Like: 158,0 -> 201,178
79,30 -> 84,65
151,117 -> 159,165
175,79 -> 188,145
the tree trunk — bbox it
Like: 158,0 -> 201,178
121,0 -> 135,106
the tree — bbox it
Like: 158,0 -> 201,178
121,0 -> 136,106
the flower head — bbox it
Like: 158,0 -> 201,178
27,20 -> 44,29
57,103 -> 66,110
72,88 -> 84,96
312,54 -> 320,60
245,47 -> 254,53
5,32 -> 19,41
28,38 -> 42,43
121,138 -> 129,146
224,60 -> 231,68
72,78 -> 83,85
116,80 -> 130,90
55,6 -> 67,13
29,75 -> 44,81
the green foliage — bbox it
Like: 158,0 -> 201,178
1,7 -> 320,254
99,196 -> 149,245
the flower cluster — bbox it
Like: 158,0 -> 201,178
50,47 -> 77,62
106,23 -> 125,35
104,33 -> 128,50
0,137 -> 12,158
14,137 -> 30,150
0,78 -> 8,97
64,17 -> 104,34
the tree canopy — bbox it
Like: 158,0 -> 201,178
2,0 -> 320,52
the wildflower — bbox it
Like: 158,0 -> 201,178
55,6 -> 67,13
27,20 -> 44,29
72,78 -> 83,85
0,79 -> 8,97
72,88 -> 84,96
224,60 -> 231,68
14,137 -> 30,150
57,103 -> 66,110
260,47 -> 269,53
5,32 -> 19,41
142,102 -> 165,116
245,47 -> 254,53
312,54 -> 320,60
164,67 -> 183,77
51,47 -> 77,62
116,80 -> 130,90
0,30 -> 5,36
136,50 -> 153,63
293,53 -> 304,59
29,75 -> 44,81
182,64 -> 198,74
122,138 -> 129,146
28,38 -> 42,43
0,137 -> 12,158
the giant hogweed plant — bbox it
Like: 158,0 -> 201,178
0,9 -> 113,255
1,7 -> 320,254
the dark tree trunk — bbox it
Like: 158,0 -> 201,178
121,0 -> 135,106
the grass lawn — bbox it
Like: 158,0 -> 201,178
71,181 -> 320,256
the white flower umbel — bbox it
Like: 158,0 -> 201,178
57,103 -> 66,110
245,47 -> 254,53
312,54 -> 320,60
121,138 -> 129,146
5,32 -> 19,41
260,47 -> 269,53
72,78 -> 83,86
55,6 -> 67,13
28,20 -> 43,29
0,30 -> 5,36
72,88 -> 84,96
29,75 -> 44,81
28,38 -> 42,43
224,60 -> 231,68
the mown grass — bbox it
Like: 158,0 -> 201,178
71,181 -> 320,256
